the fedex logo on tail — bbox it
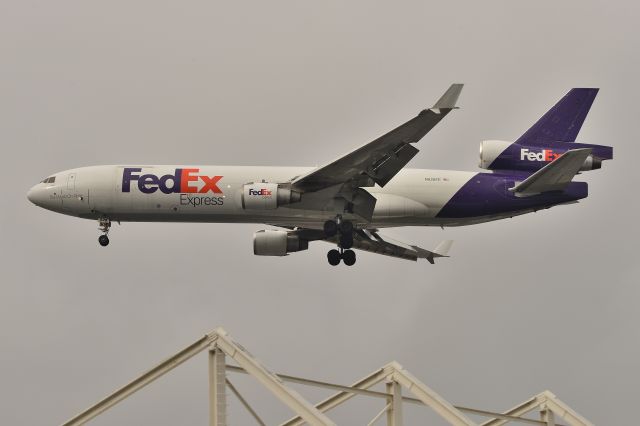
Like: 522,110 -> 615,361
122,168 -> 223,194
520,148 -> 561,162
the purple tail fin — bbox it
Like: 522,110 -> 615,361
482,88 -> 611,172
516,88 -> 599,144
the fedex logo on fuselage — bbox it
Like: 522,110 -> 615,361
248,188 -> 272,196
122,168 -> 223,194
520,148 -> 561,162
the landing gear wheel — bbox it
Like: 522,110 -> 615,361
342,249 -> 356,266
323,220 -> 338,237
339,233 -> 354,249
98,235 -> 110,247
327,249 -> 341,266
98,217 -> 112,247
339,220 -> 353,234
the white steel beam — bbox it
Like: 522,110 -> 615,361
209,348 -> 227,426
274,364 -> 549,426
481,391 -> 591,426
226,379 -> 267,426
447,405 -> 548,425
58,327 -> 594,426
368,403 -> 391,426
61,331 -> 219,426
214,328 -> 335,426
480,395 -> 544,426
389,362 -> 477,426
279,364 -> 394,426
385,381 -> 403,426
540,405 -> 556,426
226,365 -> 392,399
540,392 -> 593,426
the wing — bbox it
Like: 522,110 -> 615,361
330,230 -> 453,263
279,228 -> 453,263
291,84 -> 463,193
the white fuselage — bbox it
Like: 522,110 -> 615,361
27,165 -> 480,229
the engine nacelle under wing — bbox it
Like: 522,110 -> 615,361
253,230 -> 309,256
479,140 -> 613,173
242,183 -> 301,210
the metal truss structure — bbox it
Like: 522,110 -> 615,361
61,327 -> 594,426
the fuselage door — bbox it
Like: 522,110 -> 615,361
67,173 -> 76,190
61,172 -> 90,215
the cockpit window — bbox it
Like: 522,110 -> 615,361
41,176 -> 56,184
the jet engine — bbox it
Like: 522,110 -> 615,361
242,183 -> 302,210
479,140 -> 612,173
479,140 -> 511,169
253,230 -> 309,256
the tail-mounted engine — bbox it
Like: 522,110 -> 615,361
241,183 -> 301,210
253,230 -> 309,256
479,140 -> 613,173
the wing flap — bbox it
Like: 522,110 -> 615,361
367,143 -> 420,187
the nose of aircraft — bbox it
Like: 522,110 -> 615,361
27,185 -> 45,205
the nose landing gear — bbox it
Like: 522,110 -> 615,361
98,217 -> 111,247
324,218 -> 356,266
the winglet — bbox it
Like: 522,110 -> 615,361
432,84 -> 464,109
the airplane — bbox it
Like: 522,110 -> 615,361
27,84 -> 612,265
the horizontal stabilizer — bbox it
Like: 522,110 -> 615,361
510,148 -> 592,196
434,239 -> 453,256
412,240 -> 454,264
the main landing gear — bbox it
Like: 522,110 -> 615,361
98,217 -> 111,247
324,219 -> 356,266
327,248 -> 356,266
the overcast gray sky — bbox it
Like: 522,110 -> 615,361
1,0 -> 638,424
